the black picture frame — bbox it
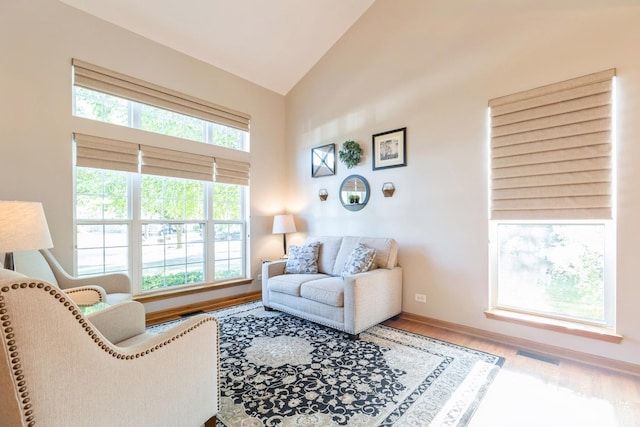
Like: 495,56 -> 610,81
372,127 -> 407,170
311,143 -> 336,177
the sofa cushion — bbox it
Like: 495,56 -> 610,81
300,277 -> 344,307
304,236 -> 343,275
285,241 -> 321,274
332,237 -> 397,276
268,273 -> 329,297
341,243 -> 376,278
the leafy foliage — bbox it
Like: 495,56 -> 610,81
498,224 -> 605,322
338,140 -> 363,169
143,271 -> 204,290
76,168 -> 128,220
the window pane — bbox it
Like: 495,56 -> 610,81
141,176 -> 204,220
141,222 -> 205,291
213,183 -> 242,220
214,223 -> 243,280
141,104 -> 205,141
210,122 -> 246,151
497,224 -> 605,323
73,87 -> 248,151
76,224 -> 128,276
74,87 -> 128,126
76,168 -> 128,220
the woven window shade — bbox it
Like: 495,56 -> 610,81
72,59 -> 251,132
141,145 -> 214,182
489,69 -> 615,220
74,133 -> 139,173
214,158 -> 250,186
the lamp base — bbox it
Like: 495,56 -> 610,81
3,252 -> 14,270
282,233 -> 288,258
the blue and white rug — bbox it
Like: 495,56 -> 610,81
149,302 -> 504,426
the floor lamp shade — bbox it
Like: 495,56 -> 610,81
0,201 -> 54,269
272,214 -> 296,255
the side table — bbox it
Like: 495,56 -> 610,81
78,301 -> 110,315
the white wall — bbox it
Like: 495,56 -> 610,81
286,0 -> 640,365
0,0 -> 288,309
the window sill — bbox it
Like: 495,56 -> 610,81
134,278 -> 253,303
484,309 -> 623,344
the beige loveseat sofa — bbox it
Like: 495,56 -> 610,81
262,236 -> 402,339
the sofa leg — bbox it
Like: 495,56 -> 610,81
264,306 -> 274,312
204,415 -> 216,426
348,333 -> 360,341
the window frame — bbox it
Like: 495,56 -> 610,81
487,70 -> 617,334
71,60 -> 251,296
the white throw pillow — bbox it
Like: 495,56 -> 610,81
285,241 -> 321,274
341,243 -> 376,278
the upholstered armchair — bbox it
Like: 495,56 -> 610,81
0,268 -> 219,427
12,249 -> 132,305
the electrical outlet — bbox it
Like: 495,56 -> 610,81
257,274 -> 262,280
414,293 -> 427,303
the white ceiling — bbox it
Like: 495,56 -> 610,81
59,0 -> 376,95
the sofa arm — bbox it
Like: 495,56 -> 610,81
343,266 -> 403,334
262,260 -> 286,279
87,300 -> 147,344
262,261 -> 286,307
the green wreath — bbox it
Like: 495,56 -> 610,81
338,140 -> 363,169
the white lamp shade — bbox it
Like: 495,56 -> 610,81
0,201 -> 54,253
272,214 -> 296,234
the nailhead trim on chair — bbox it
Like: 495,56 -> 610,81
65,287 -> 105,303
1,280 -> 220,426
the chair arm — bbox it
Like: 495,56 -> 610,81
87,300 -> 147,344
56,272 -> 131,295
343,266 -> 403,334
108,314 -> 220,425
40,249 -> 131,294
64,285 -> 108,305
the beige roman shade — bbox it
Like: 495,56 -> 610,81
214,158 -> 250,186
72,59 -> 251,132
489,69 -> 615,220
74,133 -> 139,173
75,133 -> 249,185
140,145 -> 215,182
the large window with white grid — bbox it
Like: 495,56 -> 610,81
488,69 -> 616,328
72,60 -> 250,294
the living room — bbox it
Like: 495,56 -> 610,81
1,0 -> 640,423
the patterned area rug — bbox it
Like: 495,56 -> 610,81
148,302 -> 504,426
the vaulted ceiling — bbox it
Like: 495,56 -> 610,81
59,0 -> 376,95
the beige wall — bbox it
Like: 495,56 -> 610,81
4,0 -> 640,366
286,0 -> 640,365
0,0 -> 287,310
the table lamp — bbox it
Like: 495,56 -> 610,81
272,214 -> 296,257
0,201 -> 54,270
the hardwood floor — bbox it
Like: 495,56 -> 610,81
384,317 -> 640,427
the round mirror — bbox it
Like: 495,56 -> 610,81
340,175 -> 370,211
